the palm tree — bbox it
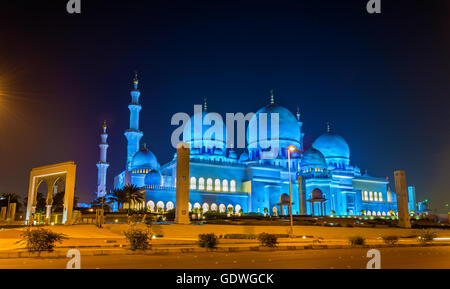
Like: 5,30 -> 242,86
1,193 -> 21,212
123,185 -> 145,214
91,196 -> 112,212
108,189 -> 128,212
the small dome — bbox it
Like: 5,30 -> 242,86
280,193 -> 290,203
239,151 -> 249,162
311,188 -> 324,200
131,146 -> 158,170
300,148 -> 327,170
312,132 -> 350,164
228,150 -> 238,159
145,170 -> 162,186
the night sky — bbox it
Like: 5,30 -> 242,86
0,0 -> 449,212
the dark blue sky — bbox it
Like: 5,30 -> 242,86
0,0 -> 449,212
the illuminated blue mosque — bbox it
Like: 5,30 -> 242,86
102,75 -> 418,217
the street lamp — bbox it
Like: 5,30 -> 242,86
287,145 -> 298,237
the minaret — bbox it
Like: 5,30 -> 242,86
96,121 -> 110,198
124,72 -> 144,171
297,106 -> 304,151
270,89 -> 275,105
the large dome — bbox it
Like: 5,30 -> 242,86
300,148 -> 327,170
183,110 -> 227,153
145,170 -> 162,186
130,146 -> 158,170
247,104 -> 301,151
312,132 -> 350,165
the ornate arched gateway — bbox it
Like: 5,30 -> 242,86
26,162 -> 77,225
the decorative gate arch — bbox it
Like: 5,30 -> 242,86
26,162 -> 77,225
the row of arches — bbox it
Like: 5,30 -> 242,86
363,191 -> 384,202
365,211 -> 397,216
189,177 -> 236,192
146,200 -> 242,214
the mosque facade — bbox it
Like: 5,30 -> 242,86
106,76 -> 418,217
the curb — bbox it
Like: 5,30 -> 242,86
1,242 -> 449,259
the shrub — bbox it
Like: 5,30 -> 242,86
165,209 -> 175,221
17,228 -> 67,253
203,211 -> 227,220
349,236 -> 365,246
418,230 -> 437,244
258,232 -> 278,247
198,233 -> 219,249
124,227 -> 151,251
382,235 -> 399,245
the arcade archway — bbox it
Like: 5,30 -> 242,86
26,162 -> 77,225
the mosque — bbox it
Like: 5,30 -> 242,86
96,75 -> 418,217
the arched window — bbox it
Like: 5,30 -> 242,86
198,178 -> 205,190
219,204 -> 226,213
227,204 -> 234,213
235,204 -> 242,214
377,211 -> 381,216
156,201 -> 165,210
272,207 -> 278,216
206,178 -> 213,191
367,211 -> 372,216
230,180 -> 236,192
374,192 -> 378,201
214,179 -> 221,191
364,191 -> 368,201
147,200 -> 155,211
369,191 -> 373,201
202,203 -> 209,212
382,211 -> 386,216
166,201 -> 174,211
379,192 -> 383,202
387,211 -> 391,216
222,180 -> 228,192
193,202 -> 201,209
190,177 -> 196,190
211,203 -> 218,211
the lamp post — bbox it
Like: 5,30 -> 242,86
287,145 -> 297,237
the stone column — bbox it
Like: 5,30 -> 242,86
298,176 -> 305,215
46,185 -> 54,224
7,203 -> 16,222
394,170 -> 411,228
0,207 -> 6,221
175,142 -> 190,224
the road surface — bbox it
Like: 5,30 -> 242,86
1,246 -> 449,269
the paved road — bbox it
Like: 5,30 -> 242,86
1,246 -> 449,269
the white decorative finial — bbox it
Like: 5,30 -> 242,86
133,71 -> 139,88
296,106 -> 301,121
203,97 -> 207,111
326,122 -> 331,133
102,120 -> 107,133
270,89 -> 274,105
